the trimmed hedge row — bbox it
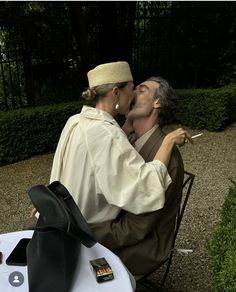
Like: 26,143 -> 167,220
0,84 -> 236,164
176,84 -> 236,131
208,182 -> 236,292
0,101 -> 90,164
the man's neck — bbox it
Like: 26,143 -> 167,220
133,117 -> 157,139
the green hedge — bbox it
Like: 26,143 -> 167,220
0,101 -> 90,164
208,182 -> 236,292
176,84 -> 236,131
0,84 -> 236,164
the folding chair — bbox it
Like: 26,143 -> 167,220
137,170 -> 195,292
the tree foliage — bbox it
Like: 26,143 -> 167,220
0,1 -> 236,109
133,1 -> 236,88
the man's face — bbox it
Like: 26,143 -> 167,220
128,80 -> 159,120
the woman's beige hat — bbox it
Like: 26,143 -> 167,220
87,61 -> 133,88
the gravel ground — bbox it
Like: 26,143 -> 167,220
0,122 -> 236,291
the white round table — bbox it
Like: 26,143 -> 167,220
0,230 -> 136,292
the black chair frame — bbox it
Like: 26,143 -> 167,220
137,170 -> 195,291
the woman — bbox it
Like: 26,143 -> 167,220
34,61 -> 191,224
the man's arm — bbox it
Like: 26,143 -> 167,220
90,211 -> 159,250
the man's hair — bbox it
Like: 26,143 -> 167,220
146,76 -> 178,127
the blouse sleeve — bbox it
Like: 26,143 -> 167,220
86,122 -> 172,214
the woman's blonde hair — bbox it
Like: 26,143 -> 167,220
82,82 -> 129,101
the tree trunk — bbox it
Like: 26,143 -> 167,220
68,2 -> 90,85
22,28 -> 35,106
99,2 -> 136,64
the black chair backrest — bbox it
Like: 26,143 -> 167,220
137,171 -> 195,292
172,171 -> 195,250
160,170 -> 195,287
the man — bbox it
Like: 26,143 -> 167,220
90,76 -> 184,277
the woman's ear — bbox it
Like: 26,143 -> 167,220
153,98 -> 161,109
112,86 -> 120,98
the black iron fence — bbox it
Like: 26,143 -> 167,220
0,46 -> 27,111
0,2 -> 168,112
0,42 -> 82,111
0,2 -> 235,111
0,2 -> 177,112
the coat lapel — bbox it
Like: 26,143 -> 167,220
138,127 -> 165,162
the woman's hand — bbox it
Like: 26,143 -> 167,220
122,118 -> 134,136
30,208 -> 37,218
154,128 -> 193,166
122,119 -> 137,145
165,128 -> 193,146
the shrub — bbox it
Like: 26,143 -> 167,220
1,84 -> 236,164
176,84 -> 236,131
208,182 -> 236,292
0,101 -> 90,164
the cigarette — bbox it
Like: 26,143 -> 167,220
185,133 -> 203,143
191,133 -> 203,139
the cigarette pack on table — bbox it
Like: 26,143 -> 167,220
89,257 -> 114,283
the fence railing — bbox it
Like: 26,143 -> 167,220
1,2 -> 226,111
0,46 -> 27,111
